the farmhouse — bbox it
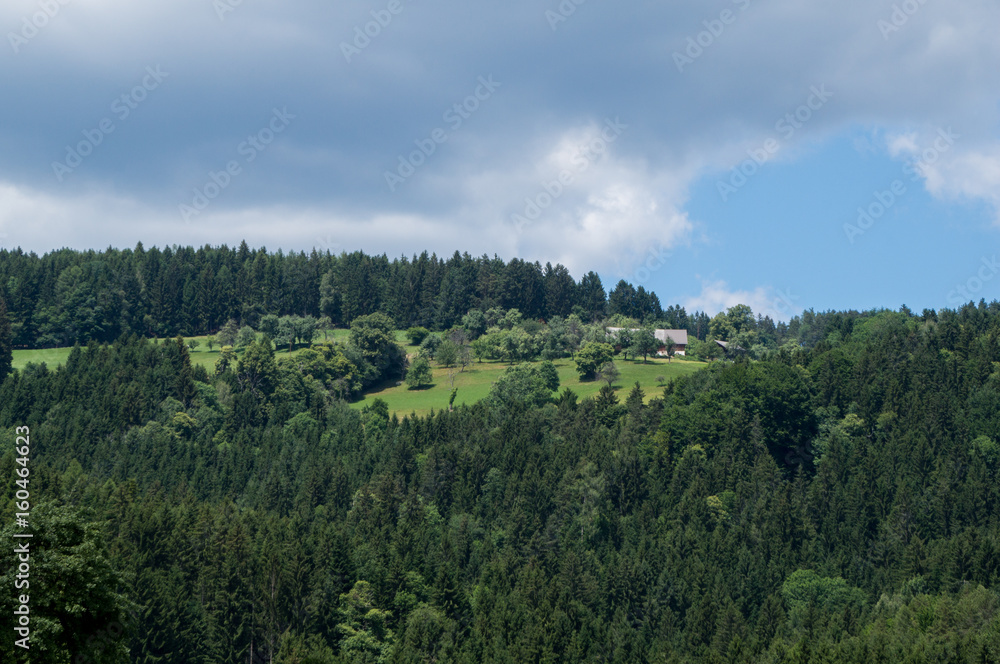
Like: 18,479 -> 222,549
607,328 -> 689,356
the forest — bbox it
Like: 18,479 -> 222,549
2,245 -> 1000,663
0,244 -> 701,349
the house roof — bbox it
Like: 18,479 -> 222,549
607,327 -> 688,346
655,329 -> 687,346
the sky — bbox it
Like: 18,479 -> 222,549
2,0 -> 999,320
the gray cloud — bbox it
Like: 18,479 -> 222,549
1,0 -> 998,285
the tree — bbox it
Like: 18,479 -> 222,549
259,314 -> 280,338
631,327 -> 659,363
319,269 -> 342,324
538,359 -> 560,392
216,319 -> 239,347
461,309 -> 488,340
336,581 -> 394,664
418,334 -> 442,360
486,363 -> 557,409
317,315 -> 333,339
405,356 -> 433,389
0,504 -> 135,663
236,326 -> 256,348
406,326 -> 431,346
577,271 -> 606,320
598,361 -> 620,387
187,338 -> 200,351
575,341 -> 614,379
663,335 -> 677,362
612,326 -> 634,360
215,345 -> 236,376
436,340 -> 459,368
608,280 -> 638,319
0,297 -> 14,378
235,335 -> 278,398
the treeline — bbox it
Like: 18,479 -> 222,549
3,300 -> 1000,661
0,243 -> 701,349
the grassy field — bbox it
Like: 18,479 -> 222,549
12,329 -> 354,372
12,332 -> 708,417
349,355 -> 706,417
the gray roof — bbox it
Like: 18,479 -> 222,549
655,329 -> 687,345
607,327 -> 688,346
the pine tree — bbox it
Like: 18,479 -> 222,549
0,297 -> 12,378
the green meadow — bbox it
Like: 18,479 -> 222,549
12,331 -> 707,417
349,355 -> 706,417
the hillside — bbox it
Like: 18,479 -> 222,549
2,304 -> 1000,662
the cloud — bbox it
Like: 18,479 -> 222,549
0,0 -> 999,302
684,279 -> 800,322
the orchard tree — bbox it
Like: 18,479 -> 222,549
405,356 -> 433,389
631,327 -> 659,363
436,340 -> 459,368
236,326 -> 256,348
575,341 -> 614,380
598,361 -> 620,387
216,319 -> 239,347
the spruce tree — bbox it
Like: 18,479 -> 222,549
0,297 -> 11,378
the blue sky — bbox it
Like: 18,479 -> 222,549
2,0 -> 999,319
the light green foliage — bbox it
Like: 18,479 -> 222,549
781,570 -> 866,633
215,318 -> 239,347
0,504 -> 134,663
405,356 -> 433,389
235,335 -> 278,397
417,333 -> 441,359
214,345 -> 236,375
336,581 -> 394,664
486,362 -> 558,409
574,341 -> 614,379
405,326 -> 430,346
435,339 -> 459,367
461,309 -> 487,340
350,313 -> 406,384
630,327 -> 659,362
236,325 -> 256,348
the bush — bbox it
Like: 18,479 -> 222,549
406,326 -> 431,346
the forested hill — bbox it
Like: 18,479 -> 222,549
3,304 -> 1000,662
0,243 -> 696,348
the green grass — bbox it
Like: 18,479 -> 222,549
13,333 -> 708,418
349,355 -> 706,417
11,346 -> 74,371
11,329 -> 353,372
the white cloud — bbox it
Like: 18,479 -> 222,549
684,279 -> 800,322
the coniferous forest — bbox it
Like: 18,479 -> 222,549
3,245 -> 1000,663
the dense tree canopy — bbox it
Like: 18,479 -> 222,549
4,244 -> 1000,662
